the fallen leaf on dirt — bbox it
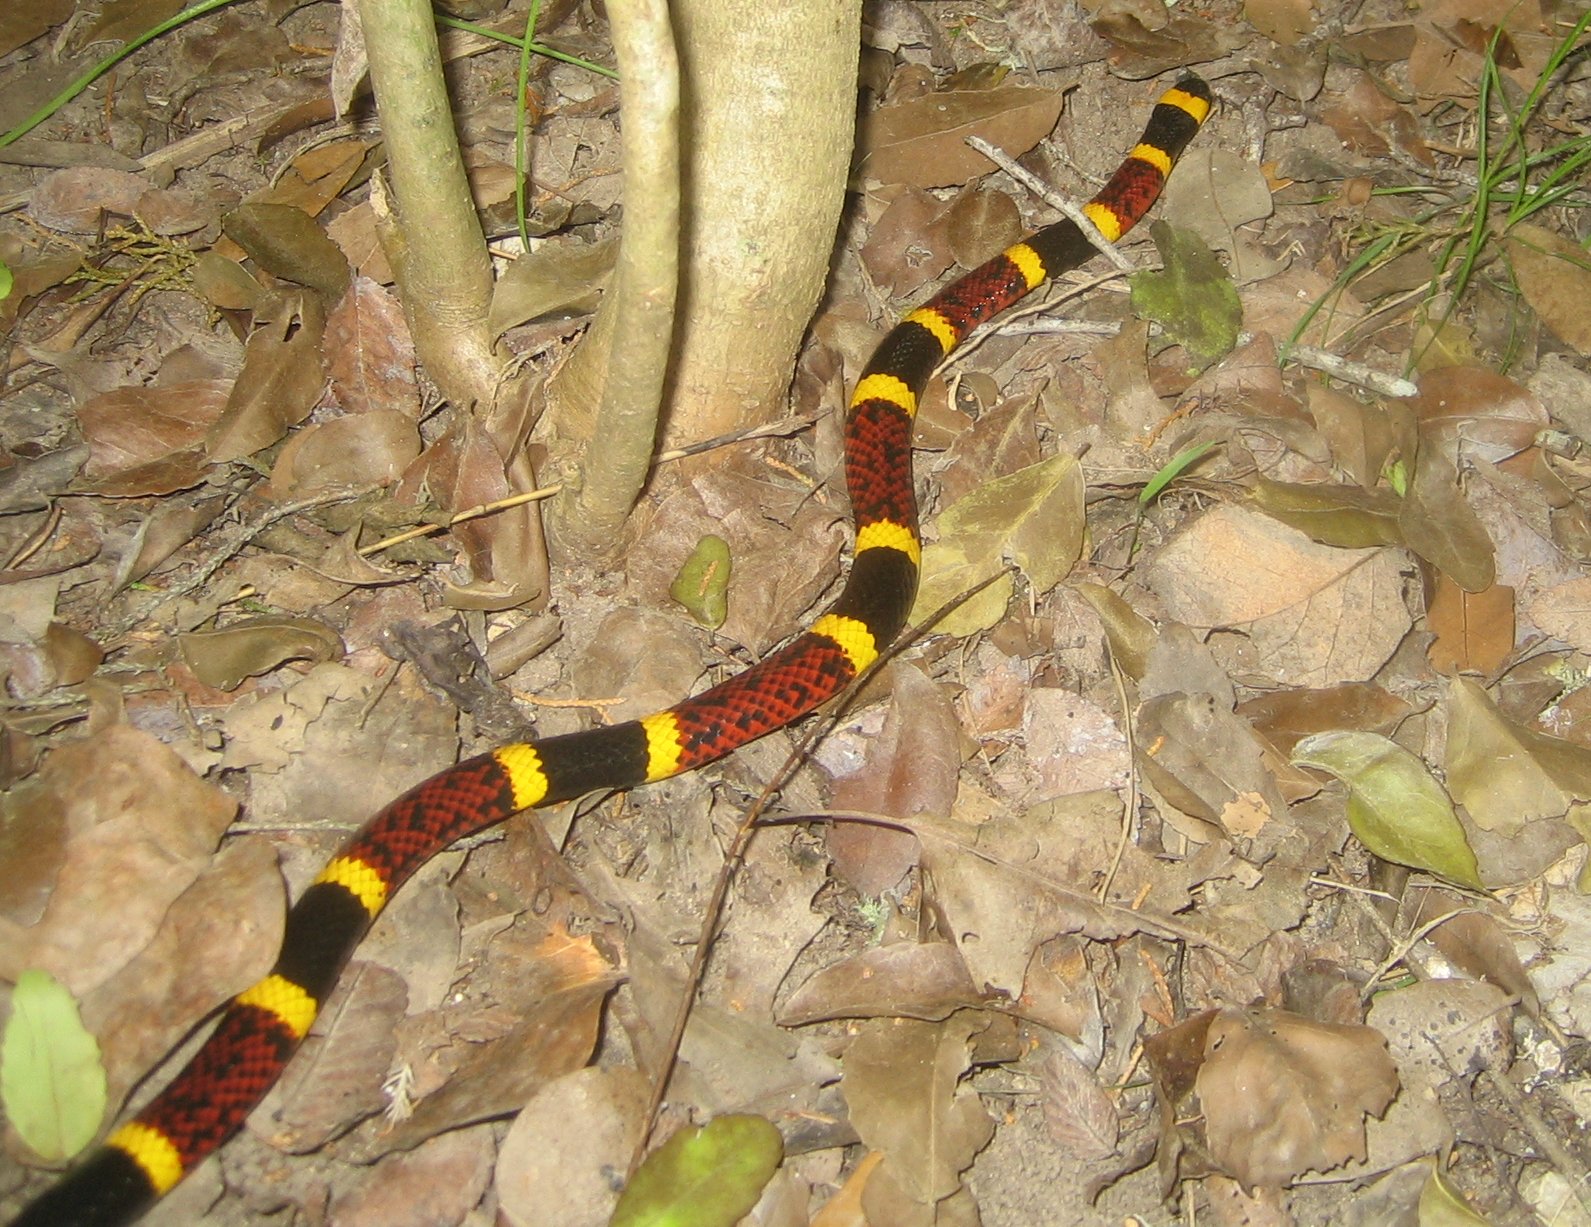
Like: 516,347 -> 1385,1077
1526,575 -> 1591,655
368,942 -> 618,1156
828,662 -> 957,897
1193,1007 -> 1398,1189
265,410 -> 421,501
1130,221 -> 1242,370
858,84 -> 1064,189
1419,906 -> 1540,1016
75,379 -> 230,495
496,1066 -> 650,1227
1237,682 -> 1416,757
1292,729 -> 1483,889
26,167 -> 207,235
840,1015 -> 994,1207
1146,503 -> 1410,687
911,452 -> 1083,637
222,201 -> 350,300
324,276 -> 420,417
328,1127 -> 494,1227
1399,443 -> 1497,592
1137,692 -> 1287,843
414,414 -> 546,611
1074,581 -> 1157,681
1405,366 -> 1547,464
1503,222 -> 1591,356
1038,1043 -> 1118,1163
1250,478 -> 1404,549
860,187 -> 956,298
780,942 -> 991,1025
1426,574 -> 1514,675
177,616 -> 344,691
208,290 -> 328,463
1444,675 -> 1591,835
1366,979 -> 1512,1096
488,234 -> 616,338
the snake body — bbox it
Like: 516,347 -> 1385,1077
12,75 -> 1211,1227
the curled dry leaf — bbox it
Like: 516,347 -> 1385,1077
177,616 -> 344,691
1193,1007 -> 1399,1189
208,290 -> 328,464
779,941 -> 991,1025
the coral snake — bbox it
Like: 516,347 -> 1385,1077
10,75 -> 1211,1227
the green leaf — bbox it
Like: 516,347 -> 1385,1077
0,255 -> 13,303
610,1114 -> 783,1227
1250,479 -> 1405,549
1291,731 -> 1484,890
1141,440 -> 1217,506
1129,221 -> 1242,370
669,535 -> 732,629
1,969 -> 108,1161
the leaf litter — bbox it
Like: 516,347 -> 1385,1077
3,1 -> 1591,1225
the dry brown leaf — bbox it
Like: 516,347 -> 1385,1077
1194,1007 -> 1399,1188
858,85 -> 1064,189
780,942 -> 991,1025
1136,693 -> 1286,842
1503,222 -> 1591,356
1425,574 -> 1514,675
221,202 -> 351,300
208,290 -> 328,463
76,379 -> 230,492
860,187 -> 956,298
840,1015 -> 994,1206
1237,683 -> 1417,757
1146,503 -> 1410,687
1406,366 -> 1548,464
177,616 -> 344,691
416,414 -> 546,611
496,1067 -> 649,1227
325,276 -> 421,417
265,411 -> 421,501
1038,1044 -> 1119,1163
1526,576 -> 1591,656
329,1129 -> 494,1227
1399,443 -> 1496,592
828,662 -> 957,897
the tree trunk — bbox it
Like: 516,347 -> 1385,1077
550,1 -> 860,462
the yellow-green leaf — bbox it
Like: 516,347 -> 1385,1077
911,453 -> 1082,637
1,969 -> 107,1162
669,534 -> 732,630
611,1114 -> 783,1227
1291,730 -> 1483,890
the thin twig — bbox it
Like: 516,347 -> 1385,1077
965,135 -> 1133,274
633,564 -> 1020,1167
